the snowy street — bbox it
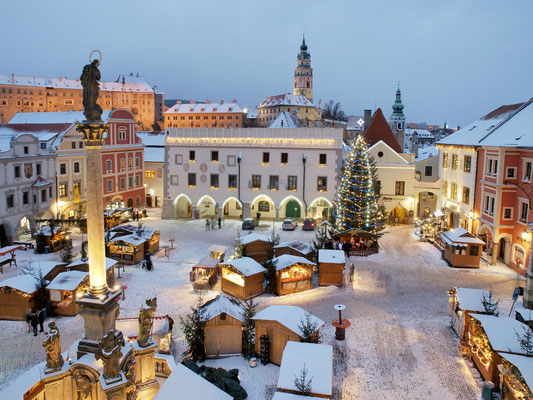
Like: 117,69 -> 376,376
0,210 -> 521,399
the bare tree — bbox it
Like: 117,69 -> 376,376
322,100 -> 347,122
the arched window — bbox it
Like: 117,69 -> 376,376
258,201 -> 270,212
306,81 -> 310,88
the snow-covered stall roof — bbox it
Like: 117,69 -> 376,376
455,288 -> 490,313
67,257 -> 117,271
500,353 -> 533,392
34,225 -> 68,236
208,244 -> 229,254
0,275 -> 38,293
46,271 -> 88,291
318,249 -> 345,264
154,362 -> 232,400
277,341 -> 333,397
109,234 -> 146,247
219,257 -> 266,277
238,233 -> 270,245
273,254 -> 315,271
274,240 -> 312,255
200,294 -> 245,323
440,228 -> 484,247
25,261 -> 66,279
252,305 -> 324,337
272,393 -> 323,400
470,314 -> 532,355
194,256 -> 220,269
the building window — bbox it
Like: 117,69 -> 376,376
469,246 -> 479,257
128,177 -> 134,188
106,160 -> 112,172
71,142 -> 76,149
22,191 -> 29,205
211,151 -> 219,162
506,167 -> 516,179
442,180 -> 448,197
144,170 -> 151,178
210,174 -> 219,188
317,176 -> 327,192
281,152 -> 288,165
189,151 -> 196,162
175,154 -> 183,165
73,162 -> 80,173
319,153 -> 327,165
450,183 -> 457,201
135,175 -> 140,186
23,146 -> 29,154
188,173 -> 196,187
442,152 -> 449,168
40,143 -> 47,149
128,157 -> 133,169
228,175 -> 237,189
451,154 -> 458,170
252,175 -> 261,189
120,178 -> 126,189
395,181 -> 405,195
262,152 -> 270,164
118,129 -> 126,140
120,159 -> 125,170
374,180 -> 381,196
462,187 -> 470,204
464,155 -> 472,172
135,157 -> 140,168
41,189 -> 47,202
524,161 -> 532,182
59,183 -> 67,197
6,194 -> 14,209
287,176 -> 297,191
227,155 -> 236,166
14,165 -> 20,178
503,208 -> 513,220
258,201 -> 270,212
520,202 -> 529,222
424,166 -> 432,176
487,158 -> 498,176
484,195 -> 495,216
170,175 -> 179,185
269,175 -> 279,191
106,179 -> 112,192
59,163 -> 66,175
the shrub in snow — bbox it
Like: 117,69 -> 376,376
294,363 -> 313,395
60,239 -> 74,264
241,297 -> 257,359
515,325 -> 533,356
298,312 -> 320,343
180,295 -> 208,361
481,292 -> 500,316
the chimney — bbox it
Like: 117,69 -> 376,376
364,109 -> 372,131
397,128 -> 404,153
232,99 -> 237,104
11,73 -> 15,84
219,100 -> 224,105
281,120 -> 284,127
176,100 -> 182,104
206,99 -> 211,104
411,136 -> 419,159
190,100 -> 196,104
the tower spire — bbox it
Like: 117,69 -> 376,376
294,36 -> 313,102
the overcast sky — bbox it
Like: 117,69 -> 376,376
2,0 -> 532,127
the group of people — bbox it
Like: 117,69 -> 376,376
25,308 -> 47,336
205,217 -> 222,231
325,237 -> 373,256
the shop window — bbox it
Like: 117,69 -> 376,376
258,201 -> 270,212
469,246 -> 479,256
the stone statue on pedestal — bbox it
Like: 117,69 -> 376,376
137,297 -> 157,347
80,59 -> 103,122
95,329 -> 124,382
124,357 -> 138,400
42,321 -> 64,372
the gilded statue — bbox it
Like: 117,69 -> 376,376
80,59 -> 103,121
137,297 -> 157,347
42,321 -> 64,372
73,371 -> 92,400
124,357 -> 138,400
95,329 -> 124,382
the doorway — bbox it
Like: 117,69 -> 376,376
285,200 -> 301,218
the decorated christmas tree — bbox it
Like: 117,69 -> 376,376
334,135 -> 384,235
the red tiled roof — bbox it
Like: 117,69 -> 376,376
481,103 -> 523,120
363,108 -> 402,153
5,123 -> 72,133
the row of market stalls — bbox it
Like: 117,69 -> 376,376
450,288 -> 533,398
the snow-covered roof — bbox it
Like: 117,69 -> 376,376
470,314 -> 532,354
200,294 -> 245,323
500,353 -> 533,392
269,111 -> 301,128
220,257 -> 266,277
259,93 -> 316,108
318,249 -> 345,264
208,244 -> 229,254
144,147 -> 165,163
273,254 -> 315,271
154,362 -> 232,400
8,110 -> 112,125
440,227 -> 484,246
32,176 -> 53,188
245,107 -> 258,119
272,393 -> 323,400
0,274 -> 38,293
346,115 -> 365,131
454,288 -> 490,313
238,233 -> 270,245
67,257 -> 118,271
136,132 -> 167,146
46,270 -> 88,291
415,145 -> 439,162
194,256 -> 220,269
277,341 -> 333,397
25,261 -> 66,279
252,305 -> 324,337
34,225 -> 67,236
274,240 -> 312,255
164,102 -> 244,114
404,128 -> 434,138
109,234 -> 146,246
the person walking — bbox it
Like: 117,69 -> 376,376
205,218 -> 210,231
30,312 -> 38,336
211,218 -> 216,230
38,308 -> 45,332
349,263 -> 355,282
217,216 -> 222,229
25,308 -> 32,333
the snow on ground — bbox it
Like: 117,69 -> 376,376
0,210 -> 521,398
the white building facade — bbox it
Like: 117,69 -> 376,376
162,128 -> 343,221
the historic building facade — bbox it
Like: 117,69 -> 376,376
162,128 -> 343,221
0,72 -> 162,129
163,100 -> 246,129
138,132 -> 165,208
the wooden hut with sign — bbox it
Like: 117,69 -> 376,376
467,314 -> 532,386
238,233 -> 272,264
499,354 -> 533,400
108,234 -> 147,264
0,275 -> 39,320
252,305 -> 324,365
448,287 -> 495,340
333,228 -> 378,256
274,241 -> 313,261
200,294 -> 246,358
47,271 -> 89,316
439,227 -> 485,268
220,257 -> 266,300
67,257 -> 117,287
110,225 -> 160,254
191,256 -> 220,290
34,225 -> 70,253
272,254 -> 315,296
318,249 -> 345,287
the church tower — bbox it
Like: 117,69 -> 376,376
293,35 -> 313,102
390,83 -> 405,131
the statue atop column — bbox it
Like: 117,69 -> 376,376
138,297 -> 157,347
42,321 -> 64,372
95,329 -> 124,382
80,54 -> 103,122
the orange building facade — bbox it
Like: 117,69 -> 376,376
164,100 -> 246,129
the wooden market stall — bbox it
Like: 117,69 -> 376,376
34,225 -> 70,253
499,353 -> 533,400
439,227 -> 485,268
252,305 -> 324,365
191,256 -> 220,290
238,233 -> 272,264
108,234 -> 147,265
318,250 -> 346,287
67,257 -> 117,287
467,314 -> 532,386
448,287 -> 495,340
220,257 -> 266,300
110,225 -> 160,254
0,245 -> 22,274
208,244 -> 229,261
27,261 -> 69,281
277,341 -> 333,399
333,228 -> 378,256
0,275 -> 39,320
272,254 -> 315,296
47,271 -> 89,316
200,294 -> 246,358
274,241 -> 313,261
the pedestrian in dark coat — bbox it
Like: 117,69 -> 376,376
38,308 -> 45,332
30,313 -> 38,336
217,217 -> 222,229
